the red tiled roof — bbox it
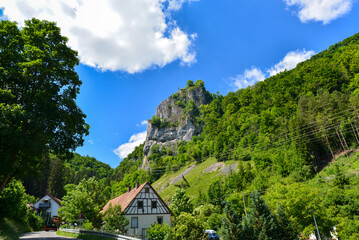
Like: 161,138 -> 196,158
101,182 -> 148,213
48,195 -> 61,206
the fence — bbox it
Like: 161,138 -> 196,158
60,228 -> 140,240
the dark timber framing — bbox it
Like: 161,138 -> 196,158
124,183 -> 172,216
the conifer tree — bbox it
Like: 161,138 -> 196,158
250,192 -> 280,240
276,205 -> 298,240
220,202 -> 244,240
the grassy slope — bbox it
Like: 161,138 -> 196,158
154,157 -> 237,203
154,151 -> 359,205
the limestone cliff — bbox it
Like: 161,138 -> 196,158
143,80 -> 212,156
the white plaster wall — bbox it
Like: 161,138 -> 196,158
34,195 -> 61,217
125,214 -> 171,239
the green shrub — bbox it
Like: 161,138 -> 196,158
61,223 -> 69,229
26,211 -> 43,231
151,116 -> 161,128
146,223 -> 170,240
81,221 -> 93,230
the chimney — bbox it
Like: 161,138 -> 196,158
128,186 -> 131,192
136,182 -> 139,189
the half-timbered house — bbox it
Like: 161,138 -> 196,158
101,182 -> 172,239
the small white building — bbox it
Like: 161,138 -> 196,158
33,194 -> 61,219
102,182 -> 173,240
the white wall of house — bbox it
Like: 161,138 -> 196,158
33,195 -> 60,217
125,214 -> 171,239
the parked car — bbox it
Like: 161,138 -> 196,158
205,230 -> 219,240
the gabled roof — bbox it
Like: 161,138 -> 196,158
101,182 -> 148,213
101,182 -> 172,215
36,194 -> 61,206
48,195 -> 61,206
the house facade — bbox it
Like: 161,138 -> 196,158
102,182 -> 172,239
33,195 -> 61,219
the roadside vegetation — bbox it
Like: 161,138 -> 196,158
56,230 -> 115,240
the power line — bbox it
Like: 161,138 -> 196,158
147,107 -> 359,175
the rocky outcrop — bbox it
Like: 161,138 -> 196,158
143,81 -> 212,156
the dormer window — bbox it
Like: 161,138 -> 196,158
137,200 -> 143,209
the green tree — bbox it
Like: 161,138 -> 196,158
167,212 -> 206,240
0,179 -> 43,231
249,192 -> 280,239
103,204 -> 128,233
186,80 -> 194,88
207,179 -> 225,209
171,188 -> 193,217
0,19 -> 89,194
146,223 -> 171,240
59,177 -> 105,228
0,179 -> 27,220
276,205 -> 297,240
47,156 -> 65,198
221,201 -> 244,240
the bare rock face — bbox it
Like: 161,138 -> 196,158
143,82 -> 212,156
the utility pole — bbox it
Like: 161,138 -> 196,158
312,211 -> 321,240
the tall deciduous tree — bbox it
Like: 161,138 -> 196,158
59,177 -> 105,228
0,19 -> 89,194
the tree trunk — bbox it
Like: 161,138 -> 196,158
336,127 -> 351,164
335,128 -> 346,151
314,125 -> 330,157
354,119 -> 359,139
0,174 -> 13,195
322,130 -> 334,158
338,124 -> 349,150
350,121 -> 359,145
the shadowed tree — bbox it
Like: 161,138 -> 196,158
0,19 -> 89,194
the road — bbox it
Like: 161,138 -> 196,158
20,231 -> 77,240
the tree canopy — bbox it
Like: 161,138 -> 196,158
0,19 -> 89,194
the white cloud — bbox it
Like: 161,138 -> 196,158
267,49 -> 315,76
141,120 -> 148,125
167,0 -> 199,11
0,0 -> 197,73
88,140 -> 94,145
113,131 -> 147,159
231,67 -> 266,89
284,0 -> 353,24
231,49 -> 314,90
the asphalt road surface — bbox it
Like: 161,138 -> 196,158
20,231 -> 77,240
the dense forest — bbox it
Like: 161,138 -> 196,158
22,153 -> 112,199
2,20 -> 359,239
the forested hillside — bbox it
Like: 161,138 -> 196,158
108,32 -> 359,238
22,153 -> 112,199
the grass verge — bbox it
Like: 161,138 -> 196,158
56,230 -> 115,240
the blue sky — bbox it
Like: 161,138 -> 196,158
1,0 -> 359,167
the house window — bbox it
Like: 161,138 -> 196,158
145,188 -> 149,193
131,217 -> 138,228
137,200 -> 143,209
157,216 -> 163,224
151,200 -> 157,209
